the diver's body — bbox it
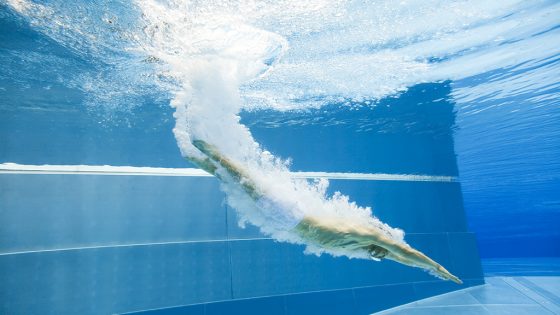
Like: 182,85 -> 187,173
187,140 -> 462,284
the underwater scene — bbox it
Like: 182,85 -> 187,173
1,0 -> 559,314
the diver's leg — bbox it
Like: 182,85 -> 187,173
191,140 -> 261,199
191,140 -> 247,181
187,155 -> 219,176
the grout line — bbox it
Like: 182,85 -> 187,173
411,303 -> 538,309
0,238 -> 273,256
351,286 -> 358,314
508,277 -> 560,313
517,277 -> 560,303
501,277 -> 560,314
225,205 -> 235,301
373,283 -> 487,314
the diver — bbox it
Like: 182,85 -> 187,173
186,139 -> 462,284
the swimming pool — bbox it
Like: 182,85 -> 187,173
1,1 -> 558,314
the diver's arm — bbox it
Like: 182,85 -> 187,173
384,246 -> 462,284
293,215 -> 462,284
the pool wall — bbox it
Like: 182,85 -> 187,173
0,174 -> 483,315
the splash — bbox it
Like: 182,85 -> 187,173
4,0 -> 559,260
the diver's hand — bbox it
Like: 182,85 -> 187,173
433,265 -> 463,284
383,244 -> 463,284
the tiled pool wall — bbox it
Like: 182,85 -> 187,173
0,83 -> 484,314
0,175 -> 483,315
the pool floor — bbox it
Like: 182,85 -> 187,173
377,258 -> 560,315
376,276 -> 560,314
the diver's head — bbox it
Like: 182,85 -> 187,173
365,244 -> 388,259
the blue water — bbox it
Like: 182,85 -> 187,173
1,1 -> 559,314
456,75 -> 560,257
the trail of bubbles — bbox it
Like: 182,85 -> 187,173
146,0 -> 407,256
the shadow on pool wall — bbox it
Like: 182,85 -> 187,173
0,81 -> 484,315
